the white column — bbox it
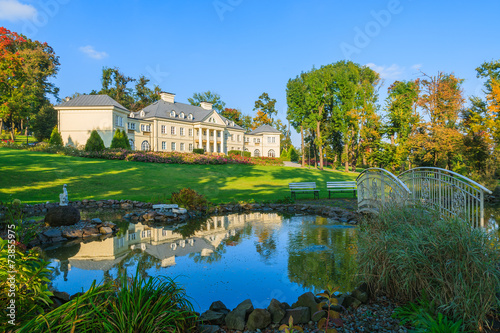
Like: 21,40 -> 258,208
213,130 -> 216,153
198,127 -> 202,150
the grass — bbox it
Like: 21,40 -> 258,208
0,148 -> 358,204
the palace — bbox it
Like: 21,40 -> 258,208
56,92 -> 281,157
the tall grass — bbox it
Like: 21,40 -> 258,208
357,205 -> 500,331
20,271 -> 197,332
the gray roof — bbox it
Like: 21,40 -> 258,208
249,124 -> 281,134
133,100 -> 244,130
58,95 -> 129,111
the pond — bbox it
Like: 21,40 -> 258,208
43,212 -> 358,312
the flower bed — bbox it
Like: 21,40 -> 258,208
0,142 -> 283,166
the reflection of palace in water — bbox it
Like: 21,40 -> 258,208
66,213 -> 282,271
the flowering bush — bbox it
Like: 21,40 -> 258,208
0,142 -> 284,166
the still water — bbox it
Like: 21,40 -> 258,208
43,212 -> 358,312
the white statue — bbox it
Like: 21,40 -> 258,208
59,184 -> 69,206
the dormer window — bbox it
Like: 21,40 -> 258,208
140,110 -> 145,117
188,113 -> 193,120
231,121 -> 235,126
170,110 -> 176,117
129,112 -> 135,118
179,112 -> 185,119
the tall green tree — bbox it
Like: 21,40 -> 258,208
188,91 -> 226,113
31,103 -> 57,141
131,75 -> 161,111
99,67 -> 135,109
287,73 -> 310,167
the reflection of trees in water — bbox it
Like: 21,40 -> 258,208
484,204 -> 500,234
188,243 -> 226,264
105,250 -> 163,281
287,217 -> 358,293
254,227 -> 277,263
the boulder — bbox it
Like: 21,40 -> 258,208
292,292 -> 320,321
99,226 -> 113,234
225,299 -> 254,330
91,218 -> 102,223
199,325 -> 220,333
247,309 -> 271,330
63,230 -> 84,238
199,310 -> 226,325
342,295 -> 362,309
52,291 -> 70,302
267,298 -> 286,324
43,229 -> 62,238
209,301 -> 229,314
45,206 -> 80,227
281,307 -> 310,325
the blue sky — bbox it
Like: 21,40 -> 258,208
1,0 -> 499,145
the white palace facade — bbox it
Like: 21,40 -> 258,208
56,92 -> 281,158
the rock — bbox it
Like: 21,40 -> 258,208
225,299 -> 254,331
51,236 -> 66,243
199,310 -> 226,325
342,295 -> 362,309
209,301 -> 229,314
82,227 -> 100,237
99,226 -> 113,234
52,291 -> 70,302
199,324 -> 220,333
281,307 -> 310,325
247,309 -> 271,330
91,218 -> 102,223
62,229 -> 84,238
351,289 -> 369,304
267,298 -> 286,324
43,229 -> 62,238
45,206 -> 80,227
292,292 -> 320,321
120,202 -> 133,209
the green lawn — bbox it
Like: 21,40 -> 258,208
0,148 -> 359,204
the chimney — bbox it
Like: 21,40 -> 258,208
65,96 -> 70,102
200,101 -> 213,110
160,92 -> 175,103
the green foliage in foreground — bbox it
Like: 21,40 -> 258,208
20,271 -> 197,332
85,129 -> 105,152
0,148 -> 357,204
358,205 -> 500,331
48,126 -> 63,146
110,129 -> 131,149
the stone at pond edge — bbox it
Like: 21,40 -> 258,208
267,298 -> 286,324
281,307 -> 310,324
43,229 -> 62,238
209,300 -> 229,314
99,226 -> 113,234
225,299 -> 254,331
199,310 -> 226,325
199,324 -> 220,333
292,292 -> 321,321
247,308 -> 272,330
45,206 -> 80,227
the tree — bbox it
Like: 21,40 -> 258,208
253,92 -> 277,120
240,115 -> 253,131
32,103 -> 57,141
99,67 -> 135,109
110,129 -> 130,149
220,108 -> 243,125
131,75 -> 161,111
48,125 -> 63,146
188,91 -> 226,113
287,73 -> 310,167
85,130 -> 105,152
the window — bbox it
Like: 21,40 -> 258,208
189,143 -> 193,151
188,113 -> 193,120
115,115 -> 123,127
245,137 -> 250,143
161,125 -> 166,134
203,130 -> 207,135
171,142 -> 176,151
180,128 -> 184,136
128,233 -> 136,241
171,126 -> 176,135
141,141 -> 150,151
170,110 -> 176,117
254,149 -> 260,157
129,139 -> 134,150
237,134 -> 241,142
188,129 -> 193,137
141,124 -> 151,132
267,136 -> 276,143
179,112 -> 185,119
231,134 -> 234,141
231,147 -> 234,151
217,131 -> 221,137
162,141 -> 166,150
142,230 -> 151,238
128,122 -> 136,130
180,143 -> 185,151
268,149 -> 276,157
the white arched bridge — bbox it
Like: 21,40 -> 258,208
356,167 -> 492,228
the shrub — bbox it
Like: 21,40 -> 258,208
228,150 -> 251,157
280,148 -> 290,161
85,130 -> 105,152
48,126 -> 63,146
288,146 -> 299,162
171,188 -> 210,211
192,148 -> 205,154
110,129 -> 130,149
358,205 -> 500,331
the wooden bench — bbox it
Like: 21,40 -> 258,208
289,182 -> 319,200
327,181 -> 357,198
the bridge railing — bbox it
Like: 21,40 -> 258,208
398,167 -> 492,228
356,168 -> 411,215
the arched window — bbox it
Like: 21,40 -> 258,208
140,110 -> 145,117
188,113 -> 193,120
129,139 -> 134,150
268,149 -> 275,157
170,110 -> 176,117
254,149 -> 260,157
179,112 -> 185,119
141,140 -> 150,151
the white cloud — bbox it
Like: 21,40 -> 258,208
79,45 -> 108,60
366,63 -> 405,80
0,0 -> 37,22
411,63 -> 423,71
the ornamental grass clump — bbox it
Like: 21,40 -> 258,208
357,205 -> 500,331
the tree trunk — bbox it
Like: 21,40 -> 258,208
390,134 -> 394,145
0,118 -> 3,134
316,120 -> 323,170
301,125 -> 305,168
344,141 -> 349,172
